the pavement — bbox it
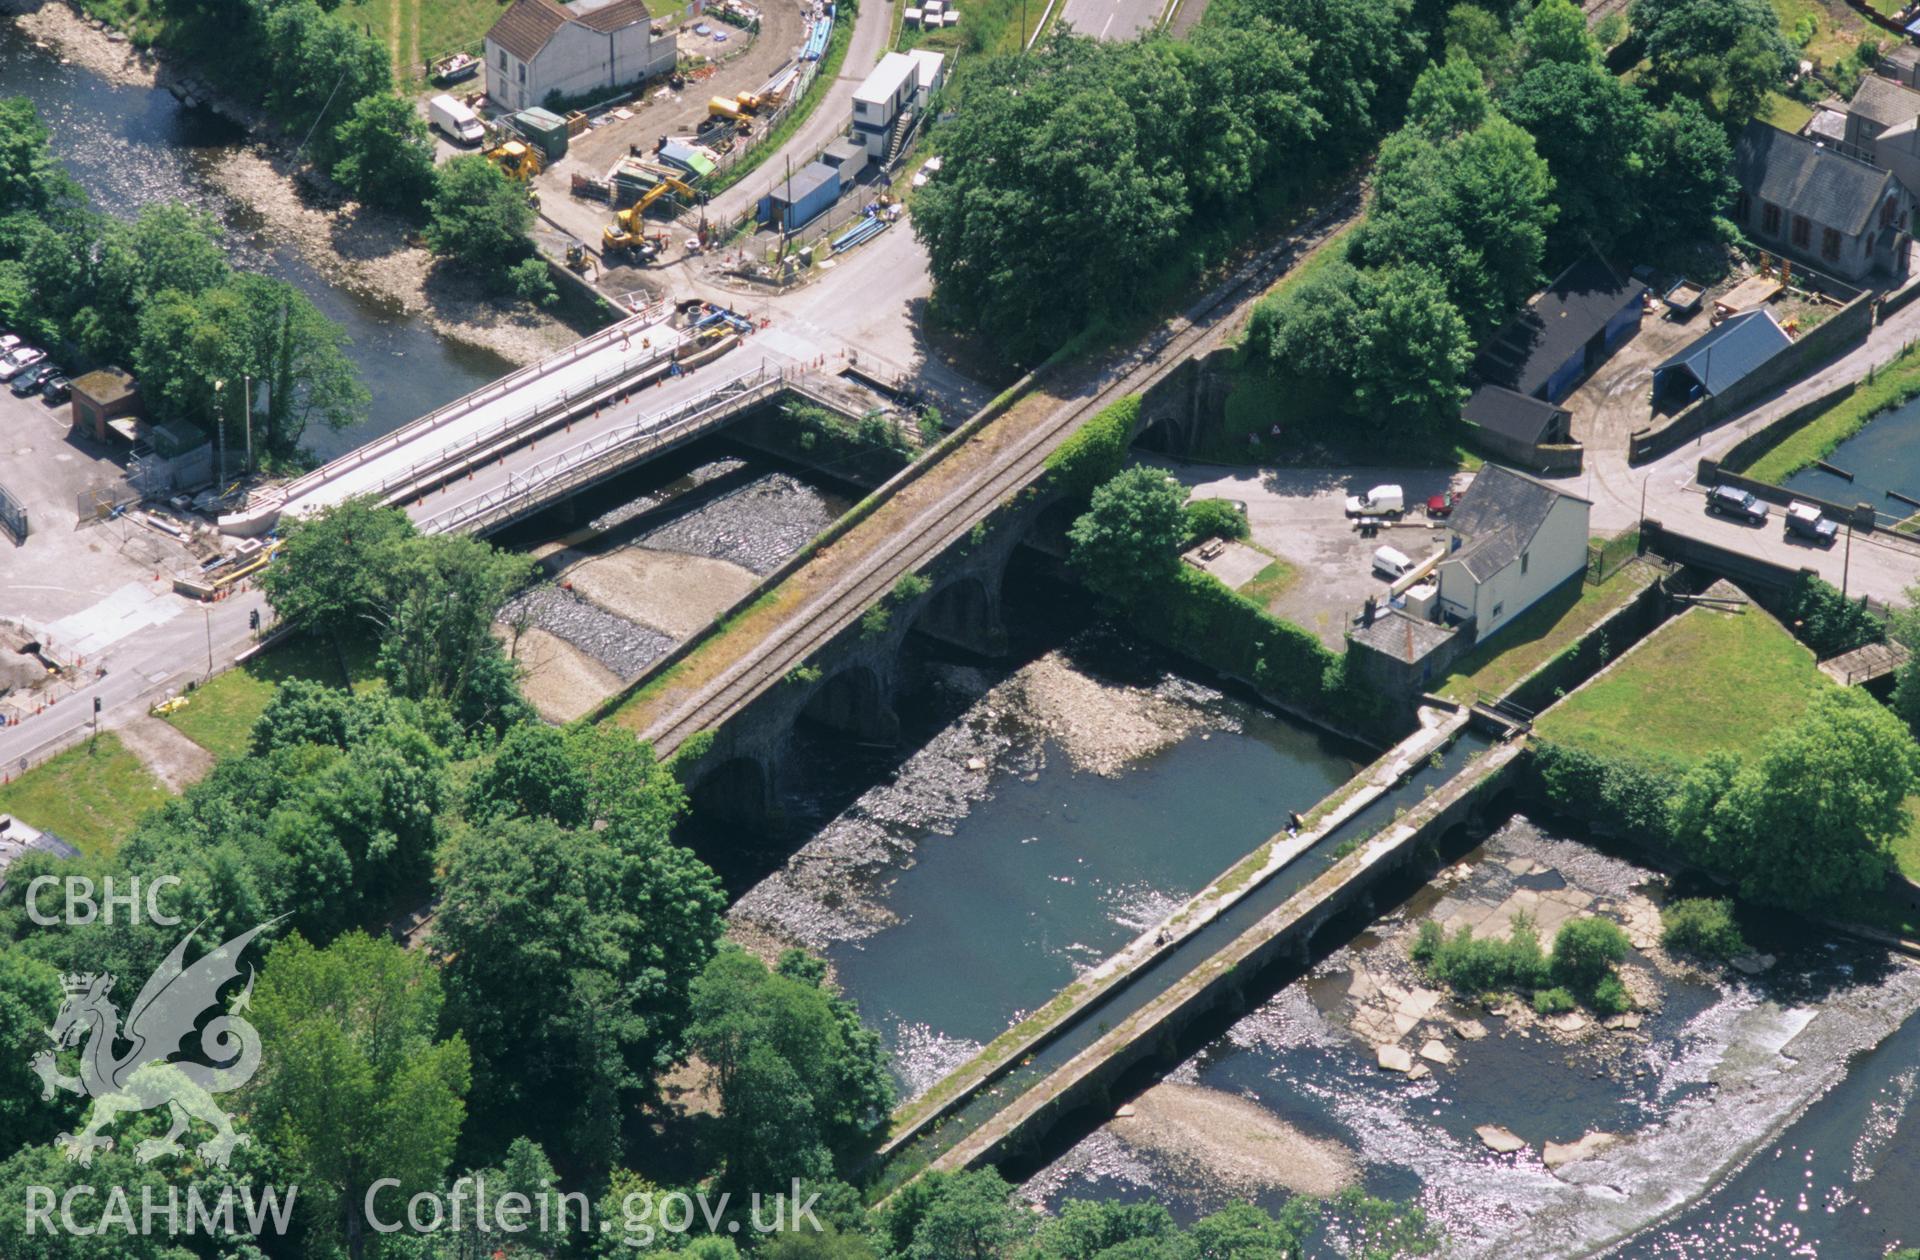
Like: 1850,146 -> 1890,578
1056,0 -> 1164,39
1152,458 -> 1465,649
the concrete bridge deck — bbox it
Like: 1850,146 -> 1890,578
220,306 -> 707,536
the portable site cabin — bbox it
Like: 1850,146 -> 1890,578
657,139 -> 717,180
821,138 -> 868,189
759,160 -> 839,230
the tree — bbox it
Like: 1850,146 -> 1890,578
1519,0 -> 1599,67
1632,0 -> 1791,120
686,948 -> 894,1192
1228,0 -> 1421,152
1501,60 -> 1650,257
1032,1200 -> 1178,1258
435,815 -> 725,1169
1351,264 -> 1472,430
333,92 -> 436,215
372,533 -> 536,727
1660,897 -> 1748,961
1067,467 -> 1190,603
1444,4 -> 1514,79
1405,54 -> 1489,138
1358,112 -> 1556,337
1632,97 -> 1736,250
1673,689 -> 1920,911
0,952 -> 64,1153
882,1170 -> 1033,1260
424,156 -> 535,275
0,98 -> 80,215
260,499 -> 420,641
246,932 -> 471,1260
261,1 -> 391,166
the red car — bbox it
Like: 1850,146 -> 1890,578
1426,491 -> 1455,519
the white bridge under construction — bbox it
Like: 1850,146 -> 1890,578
220,305 -> 798,539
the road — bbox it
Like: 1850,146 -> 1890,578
705,0 -> 894,224
1056,0 -> 1163,40
1559,293 -> 1920,607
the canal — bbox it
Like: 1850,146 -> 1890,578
1780,392 -> 1920,527
0,24 -> 506,460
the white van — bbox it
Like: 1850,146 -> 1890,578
1372,545 -> 1413,580
1345,484 -> 1405,518
429,94 -> 485,145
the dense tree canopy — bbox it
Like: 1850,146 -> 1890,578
1672,689 -> 1920,911
687,948 -> 895,1192
435,804 -> 725,1170
1631,0 -> 1792,120
247,932 -> 471,1260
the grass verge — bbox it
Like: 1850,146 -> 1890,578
1434,560 -> 1656,704
1534,603 -> 1830,773
164,635 -> 379,761
705,0 -> 858,199
0,735 -> 170,858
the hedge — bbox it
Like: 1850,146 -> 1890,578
1530,740 -> 1679,846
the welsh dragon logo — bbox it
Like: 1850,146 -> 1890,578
30,919 -> 280,1167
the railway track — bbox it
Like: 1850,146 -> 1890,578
641,187 -> 1368,757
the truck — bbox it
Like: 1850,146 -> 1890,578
1345,484 -> 1405,519
428,94 -> 484,146
1785,500 -> 1839,546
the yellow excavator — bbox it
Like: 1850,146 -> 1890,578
484,139 -> 543,182
602,210 -> 670,261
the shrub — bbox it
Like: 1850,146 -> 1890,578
509,257 -> 556,307
1589,973 -> 1632,1017
892,572 -> 932,603
1531,986 -> 1576,1015
1414,913 -> 1551,996
1659,897 -> 1748,962
1046,396 -> 1140,496
1550,916 -> 1630,992
1531,741 -> 1681,844
1784,574 -> 1882,658
1184,498 -> 1250,545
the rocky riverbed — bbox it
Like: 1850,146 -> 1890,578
1025,816 -> 1920,1258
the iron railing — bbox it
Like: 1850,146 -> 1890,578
416,368 -> 784,535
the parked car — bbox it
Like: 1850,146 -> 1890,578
0,346 -> 45,380
1346,484 -> 1405,519
38,373 -> 70,404
1705,484 -> 1768,524
1785,500 -> 1839,546
1426,490 -> 1455,519
1372,544 -> 1414,580
9,362 -> 52,395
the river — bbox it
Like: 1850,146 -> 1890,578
0,23 -> 506,460
1024,814 -> 1920,1258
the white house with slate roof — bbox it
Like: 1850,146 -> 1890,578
485,0 -> 674,114
1733,121 -> 1913,285
1435,465 -> 1591,641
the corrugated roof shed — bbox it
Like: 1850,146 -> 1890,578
1653,309 -> 1793,398
770,160 -> 838,204
1735,120 -> 1894,237
1473,255 -> 1646,399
